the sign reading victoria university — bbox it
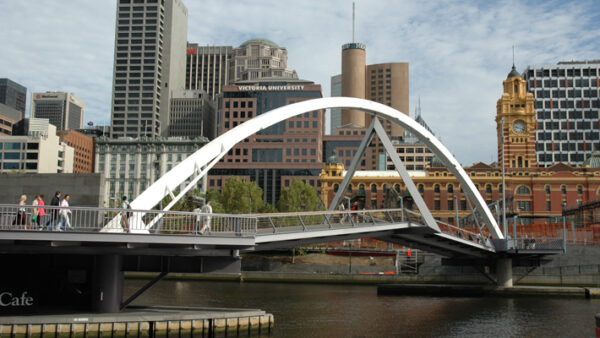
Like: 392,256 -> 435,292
237,85 -> 306,91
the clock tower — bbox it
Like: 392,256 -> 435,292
496,65 -> 538,168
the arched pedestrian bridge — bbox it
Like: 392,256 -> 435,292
0,98 -> 565,314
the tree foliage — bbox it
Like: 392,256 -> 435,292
219,177 -> 265,214
277,179 -> 322,212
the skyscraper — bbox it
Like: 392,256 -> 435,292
110,0 -> 188,138
185,44 -> 232,100
341,42 -> 366,129
522,60 -> 600,167
0,78 -> 27,116
31,92 -> 85,130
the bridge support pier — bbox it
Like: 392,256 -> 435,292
496,258 -> 513,287
91,255 -> 123,313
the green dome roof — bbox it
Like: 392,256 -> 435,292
327,151 -> 342,166
507,65 -> 521,79
583,151 -> 600,168
239,38 -> 279,48
429,155 -> 445,168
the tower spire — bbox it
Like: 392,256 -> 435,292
512,45 -> 515,69
352,2 -> 355,43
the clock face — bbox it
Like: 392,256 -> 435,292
513,120 -> 526,134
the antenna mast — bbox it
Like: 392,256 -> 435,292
512,45 -> 515,67
352,2 -> 355,43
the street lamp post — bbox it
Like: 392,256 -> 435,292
500,119 -> 507,240
454,194 -> 459,234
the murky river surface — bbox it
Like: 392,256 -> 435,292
126,279 -> 600,337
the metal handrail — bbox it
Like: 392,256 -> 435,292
0,204 -> 257,236
253,208 -> 410,234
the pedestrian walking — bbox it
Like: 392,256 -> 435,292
37,195 -> 46,230
57,194 -> 72,231
121,196 -> 131,232
31,194 -> 40,230
199,200 -> 212,235
12,195 -> 27,229
46,191 -> 61,230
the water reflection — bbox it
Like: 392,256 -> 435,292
125,279 -> 600,337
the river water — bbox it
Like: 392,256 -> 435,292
126,279 -> 600,337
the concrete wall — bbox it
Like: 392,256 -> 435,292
0,173 -> 104,207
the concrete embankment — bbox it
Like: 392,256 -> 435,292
0,306 -> 273,337
378,284 -> 600,298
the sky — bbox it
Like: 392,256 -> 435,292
1,0 -> 599,166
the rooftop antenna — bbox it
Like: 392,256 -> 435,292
512,45 -> 515,68
352,2 -> 355,43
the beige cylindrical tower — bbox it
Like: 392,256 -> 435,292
341,43 -> 366,128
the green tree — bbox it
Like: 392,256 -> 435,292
220,177 -> 265,214
277,179 -> 322,212
203,189 -> 225,213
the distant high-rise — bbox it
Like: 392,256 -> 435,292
110,0 -> 188,138
185,44 -> 232,100
31,92 -> 85,130
365,62 -> 409,139
341,42 -> 366,128
228,39 -> 298,82
0,78 -> 27,116
168,89 -> 216,139
522,60 -> 600,167
330,74 -> 342,135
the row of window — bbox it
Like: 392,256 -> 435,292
527,68 -> 599,77
536,110 -> 598,120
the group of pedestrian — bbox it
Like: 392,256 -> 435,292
11,191 -> 72,231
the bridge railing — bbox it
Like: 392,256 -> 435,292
0,204 -> 257,236
254,208 -> 409,233
435,220 -> 494,248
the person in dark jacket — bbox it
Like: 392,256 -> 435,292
45,191 -> 61,230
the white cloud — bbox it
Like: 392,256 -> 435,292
1,0 -> 598,164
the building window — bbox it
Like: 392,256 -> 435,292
577,185 -> 583,195
434,200 -> 440,210
486,184 -> 492,194
460,200 -> 467,210
418,184 -> 424,193
546,200 -> 551,211
447,184 -> 453,193
516,186 -> 531,195
561,185 -> 567,194
545,185 -> 551,195
371,184 -> 377,193
517,201 -> 531,211
447,199 -> 454,211
434,184 -> 440,193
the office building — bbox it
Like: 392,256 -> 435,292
522,60 -> 600,167
95,136 -> 209,206
330,74 -> 342,135
0,118 -> 74,174
168,89 -> 216,139
228,39 -> 298,83
56,130 -> 95,173
185,44 -> 232,100
0,78 -> 27,116
31,92 -> 85,130
340,42 -> 366,129
0,104 -> 21,136
209,79 -> 323,205
110,0 -> 188,138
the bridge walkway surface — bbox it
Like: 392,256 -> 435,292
0,204 -> 563,259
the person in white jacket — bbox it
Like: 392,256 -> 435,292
57,195 -> 72,231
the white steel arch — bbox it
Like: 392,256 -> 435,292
130,97 -> 503,239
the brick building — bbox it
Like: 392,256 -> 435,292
57,130 -> 95,173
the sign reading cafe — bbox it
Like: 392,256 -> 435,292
237,85 -> 305,92
0,291 -> 34,307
